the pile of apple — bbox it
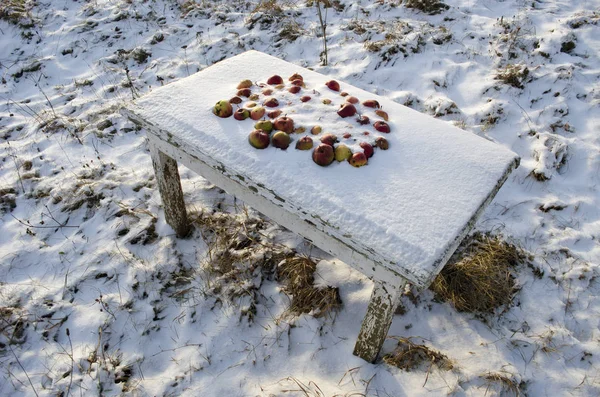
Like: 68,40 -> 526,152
212,73 -> 392,168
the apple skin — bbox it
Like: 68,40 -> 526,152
356,115 -> 370,125
375,110 -> 389,121
237,79 -> 253,89
373,121 -> 391,133
325,80 -> 340,91
322,98 -> 332,105
295,136 -> 314,150
213,100 -> 233,118
320,133 -> 337,146
288,73 -> 303,82
267,109 -> 282,119
342,132 -> 352,139
375,137 -> 389,150
300,95 -> 312,102
263,97 -> 279,108
346,96 -> 359,104
237,88 -> 251,97
262,88 -> 273,95
250,106 -> 266,120
291,79 -> 304,87
255,120 -> 273,133
267,75 -> 284,85
334,144 -> 352,162
312,144 -> 335,167
248,130 -> 270,149
337,103 -> 357,118
271,131 -> 291,150
244,101 -> 257,108
249,94 -> 260,101
273,116 -> 294,133
233,108 -> 250,120
311,126 -> 322,135
349,152 -> 368,167
288,86 -> 301,94
362,99 -> 381,108
360,142 -> 374,158
229,96 -> 242,104
340,91 -> 349,97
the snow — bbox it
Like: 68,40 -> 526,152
129,50 -> 518,285
0,0 -> 599,396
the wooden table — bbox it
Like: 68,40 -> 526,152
122,50 -> 519,362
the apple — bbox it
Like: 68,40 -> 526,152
325,80 -> 340,91
349,152 -> 368,167
375,137 -> 389,150
230,96 -> 242,104
342,132 -> 352,139
271,131 -> 291,150
346,96 -> 359,104
356,115 -> 370,125
311,126 -> 322,135
288,73 -> 303,82
244,101 -> 257,108
337,103 -> 357,118
291,79 -> 304,87
250,106 -> 266,120
362,99 -> 381,108
274,84 -> 285,89
360,142 -> 374,158
233,108 -> 250,120
249,94 -> 259,101
288,86 -> 301,94
340,91 -> 349,97
334,144 -> 352,162
373,121 -> 390,133
255,120 -> 273,133
237,88 -> 251,97
375,110 -> 389,121
212,100 -> 233,118
237,79 -> 252,89
267,109 -> 282,119
294,127 -> 306,134
312,144 -> 335,166
248,130 -> 270,149
300,95 -> 312,102
320,134 -> 337,146
362,131 -> 370,136
263,97 -> 279,108
295,136 -> 314,150
273,116 -> 294,133
322,98 -> 332,105
267,75 -> 284,85
262,88 -> 273,95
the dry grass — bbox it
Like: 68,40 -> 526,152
495,64 -> 530,89
278,256 -> 341,318
402,0 -> 449,15
430,233 -> 526,313
0,0 -> 34,24
481,371 -> 521,396
382,337 -> 453,371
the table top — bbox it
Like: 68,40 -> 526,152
127,50 -> 518,287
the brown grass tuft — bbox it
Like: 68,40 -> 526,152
382,337 -> 453,371
278,256 -> 341,318
430,233 -> 526,313
481,371 -> 521,396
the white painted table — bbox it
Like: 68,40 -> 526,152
122,50 -> 519,362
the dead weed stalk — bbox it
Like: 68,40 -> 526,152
382,337 -> 453,372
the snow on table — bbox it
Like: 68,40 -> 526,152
126,50 -> 519,287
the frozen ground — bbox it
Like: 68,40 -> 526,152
0,0 -> 599,396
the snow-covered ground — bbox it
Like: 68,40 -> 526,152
1,0 -> 599,396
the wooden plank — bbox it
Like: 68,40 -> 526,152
353,280 -> 406,362
149,143 -> 190,238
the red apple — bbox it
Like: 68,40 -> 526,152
263,97 -> 279,108
262,88 -> 273,95
271,131 -> 291,150
250,106 -> 266,120
340,91 -> 349,97
212,100 -> 233,118
300,95 -> 312,102
288,73 -> 303,82
229,96 -> 242,104
288,86 -> 301,94
295,136 -> 314,150
267,75 -> 284,85
237,79 -> 252,89
248,130 -> 270,149
267,109 -> 282,119
375,137 -> 389,150
273,116 -> 294,133
373,121 -> 390,133
337,103 -> 357,118
342,132 -> 351,139
360,142 -> 374,158
349,152 -> 368,167
320,134 -> 337,146
325,80 -> 340,91
237,88 -> 251,97
356,115 -> 370,125
346,96 -> 359,104
233,108 -> 250,120
362,99 -> 381,108
291,79 -> 304,86
312,144 -> 335,166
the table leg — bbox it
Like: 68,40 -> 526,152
149,143 -> 190,238
353,280 -> 405,363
